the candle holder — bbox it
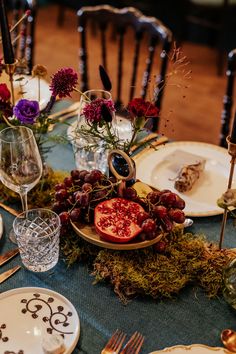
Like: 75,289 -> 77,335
3,59 -> 18,106
219,136 -> 236,249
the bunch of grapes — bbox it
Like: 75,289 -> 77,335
51,169 -> 118,236
123,187 -> 186,241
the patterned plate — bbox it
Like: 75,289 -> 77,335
149,344 -> 232,353
0,287 -> 80,354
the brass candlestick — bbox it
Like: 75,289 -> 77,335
4,59 -> 18,106
219,136 -> 236,249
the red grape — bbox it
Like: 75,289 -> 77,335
141,218 -> 157,233
89,169 -> 102,183
55,189 -> 68,201
159,192 -> 177,207
147,191 -> 161,204
70,169 -> 80,180
54,183 -> 66,191
153,205 -> 167,219
70,208 -> 81,222
79,170 -> 89,181
161,216 -> 173,232
123,187 -> 137,200
137,211 -> 150,226
153,240 -> 167,253
59,211 -> 70,225
173,196 -> 185,210
168,209 -> 185,224
64,176 -> 73,188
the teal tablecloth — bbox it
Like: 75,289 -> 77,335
0,100 -> 236,354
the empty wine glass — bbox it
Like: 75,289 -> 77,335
0,126 -> 43,242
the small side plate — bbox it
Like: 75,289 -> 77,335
0,214 -> 3,240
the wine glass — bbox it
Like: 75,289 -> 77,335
0,126 -> 43,242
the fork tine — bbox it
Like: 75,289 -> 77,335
120,332 -> 144,354
112,331 -> 126,351
105,329 -> 119,348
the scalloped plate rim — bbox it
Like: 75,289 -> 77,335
149,344 -> 232,353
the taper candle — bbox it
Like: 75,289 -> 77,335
230,111 -> 236,144
0,0 -> 14,64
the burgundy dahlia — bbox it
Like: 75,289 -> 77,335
50,67 -> 78,98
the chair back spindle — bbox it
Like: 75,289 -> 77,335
77,5 -> 172,132
220,49 -> 236,147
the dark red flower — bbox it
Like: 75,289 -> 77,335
0,83 -> 11,102
0,100 -> 13,119
50,67 -> 78,98
127,98 -> 159,119
83,98 -> 115,124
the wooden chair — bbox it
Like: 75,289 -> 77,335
220,48 -> 236,147
8,0 -> 37,74
77,5 -> 172,131
185,0 -> 233,76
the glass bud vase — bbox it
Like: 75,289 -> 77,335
73,89 -> 115,173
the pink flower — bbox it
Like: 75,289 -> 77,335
50,67 -> 78,98
83,98 -> 115,123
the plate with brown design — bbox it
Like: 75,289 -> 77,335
71,221 -> 163,250
0,287 -> 80,354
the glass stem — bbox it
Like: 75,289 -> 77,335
20,192 -> 28,212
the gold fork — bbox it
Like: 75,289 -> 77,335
101,329 -> 126,354
119,331 -> 144,354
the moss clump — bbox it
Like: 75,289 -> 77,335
91,229 -> 236,303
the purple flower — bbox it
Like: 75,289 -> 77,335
83,98 -> 115,123
13,99 -> 40,124
50,67 -> 78,98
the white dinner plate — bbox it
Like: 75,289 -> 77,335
0,287 -> 80,354
134,141 -> 236,217
149,344 -> 232,353
13,75 -> 51,110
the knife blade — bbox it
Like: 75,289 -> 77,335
0,265 -> 21,284
0,248 -> 19,266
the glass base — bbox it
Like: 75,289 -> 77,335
8,228 -> 17,244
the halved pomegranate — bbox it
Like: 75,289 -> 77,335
94,198 -> 145,243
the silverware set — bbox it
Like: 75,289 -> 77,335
102,330 -> 144,354
0,248 -> 21,284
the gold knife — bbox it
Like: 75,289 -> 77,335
0,248 -> 19,266
0,265 -> 21,284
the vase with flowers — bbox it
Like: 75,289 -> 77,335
72,76 -> 159,178
0,65 -> 79,161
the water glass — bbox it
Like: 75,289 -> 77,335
13,209 -> 61,272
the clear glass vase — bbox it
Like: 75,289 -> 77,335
72,89 -> 114,173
